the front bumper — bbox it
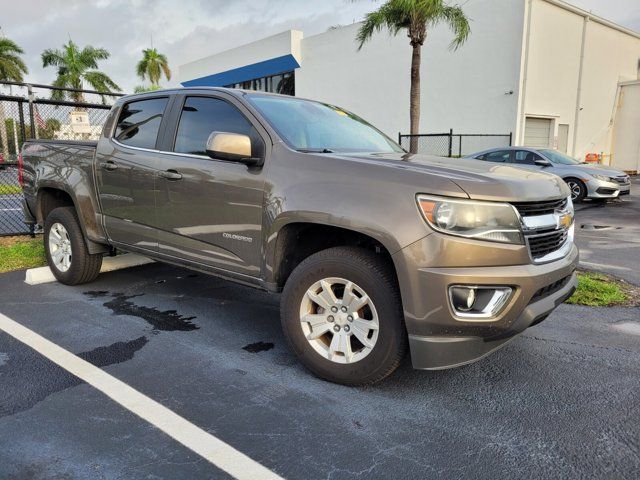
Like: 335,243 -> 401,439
586,178 -> 622,199
393,239 -> 579,370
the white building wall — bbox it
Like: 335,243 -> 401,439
519,0 -> 584,149
296,0 -> 525,138
521,0 -> 640,160
612,81 -> 640,173
576,20 -> 640,161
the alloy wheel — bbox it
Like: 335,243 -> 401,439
48,222 -> 72,272
299,277 -> 379,364
567,181 -> 582,201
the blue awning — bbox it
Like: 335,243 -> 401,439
181,54 -> 300,87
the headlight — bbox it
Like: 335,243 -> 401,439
416,195 -> 523,244
591,174 -> 610,182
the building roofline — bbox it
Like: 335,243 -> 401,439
544,0 -> 640,40
305,0 -> 640,41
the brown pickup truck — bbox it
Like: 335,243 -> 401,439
21,88 -> 578,385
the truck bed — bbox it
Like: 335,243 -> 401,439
21,138 -> 107,246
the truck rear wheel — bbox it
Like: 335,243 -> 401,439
281,247 -> 407,386
44,207 -> 102,285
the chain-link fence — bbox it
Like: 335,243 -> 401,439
399,130 -> 513,157
0,81 -> 124,236
0,161 -> 30,236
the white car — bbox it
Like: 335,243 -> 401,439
468,147 -> 630,202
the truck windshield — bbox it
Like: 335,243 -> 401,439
246,94 -> 404,154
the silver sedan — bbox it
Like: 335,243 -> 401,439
467,147 -> 631,202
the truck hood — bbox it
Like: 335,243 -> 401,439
340,152 -> 569,202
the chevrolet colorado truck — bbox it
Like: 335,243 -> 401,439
21,88 -> 578,385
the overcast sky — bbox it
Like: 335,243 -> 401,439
1,0 -> 639,93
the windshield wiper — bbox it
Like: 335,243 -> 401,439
296,148 -> 334,153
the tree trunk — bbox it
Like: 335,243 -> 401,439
409,43 -> 421,154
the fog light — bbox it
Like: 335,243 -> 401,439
450,286 -> 476,312
449,286 -> 512,320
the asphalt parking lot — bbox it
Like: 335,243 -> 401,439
1,180 -> 639,479
574,177 -> 640,284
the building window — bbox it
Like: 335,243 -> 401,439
225,71 -> 295,96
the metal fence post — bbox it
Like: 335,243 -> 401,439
18,101 -> 26,146
27,84 -> 37,140
448,129 -> 453,157
398,132 -> 401,145
509,132 -> 513,146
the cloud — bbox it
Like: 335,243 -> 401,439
1,0 -> 637,94
1,0 -> 373,92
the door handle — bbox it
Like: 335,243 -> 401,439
100,160 -> 118,171
159,169 -> 183,180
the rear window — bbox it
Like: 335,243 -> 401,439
114,97 -> 168,149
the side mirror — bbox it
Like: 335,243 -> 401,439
534,158 -> 552,167
206,132 -> 263,167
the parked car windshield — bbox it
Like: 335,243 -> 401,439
246,94 -> 403,153
539,149 -> 583,165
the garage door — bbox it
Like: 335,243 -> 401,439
524,117 -> 552,147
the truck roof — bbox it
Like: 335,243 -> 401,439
117,87 -> 291,104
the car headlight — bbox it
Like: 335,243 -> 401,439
591,174 -> 610,182
416,195 -> 523,244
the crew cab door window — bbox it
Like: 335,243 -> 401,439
173,96 -> 263,157
483,150 -> 511,162
113,97 -> 168,149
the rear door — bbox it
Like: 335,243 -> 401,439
95,96 -> 170,251
153,92 -> 269,278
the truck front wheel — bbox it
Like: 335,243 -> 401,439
44,207 -> 103,285
281,247 -> 407,386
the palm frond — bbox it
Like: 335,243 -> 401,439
83,70 -> 121,92
41,48 -> 65,68
440,5 -> 471,50
161,62 -> 172,81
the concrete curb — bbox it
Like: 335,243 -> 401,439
24,253 -> 154,286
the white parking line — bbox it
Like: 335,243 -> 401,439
0,312 -> 283,480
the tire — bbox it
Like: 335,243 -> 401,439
281,246 -> 407,386
565,177 -> 587,203
44,206 -> 102,285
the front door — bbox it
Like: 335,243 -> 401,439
96,96 -> 170,251
153,93 -> 267,278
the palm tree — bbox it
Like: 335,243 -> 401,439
136,48 -> 171,89
41,40 -> 121,102
0,36 -> 28,158
0,37 -> 28,82
357,0 -> 470,153
134,84 -> 162,94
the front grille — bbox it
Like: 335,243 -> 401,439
526,228 -> 568,260
512,198 -> 567,217
530,275 -> 572,303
